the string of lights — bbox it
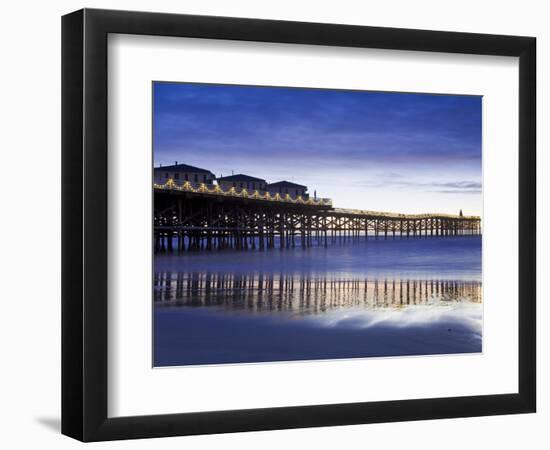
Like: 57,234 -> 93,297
153,179 -> 480,221
153,179 -> 333,206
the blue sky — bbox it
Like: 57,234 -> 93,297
153,82 -> 482,215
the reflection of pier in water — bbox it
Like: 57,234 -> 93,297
154,273 -> 482,314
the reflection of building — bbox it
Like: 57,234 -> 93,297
154,162 -> 215,185
216,174 -> 267,191
267,181 -> 308,198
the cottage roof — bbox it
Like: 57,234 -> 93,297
267,180 -> 308,189
154,163 -> 214,175
217,174 -> 266,183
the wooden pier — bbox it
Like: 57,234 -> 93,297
154,181 -> 481,252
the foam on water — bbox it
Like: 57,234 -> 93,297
307,303 -> 482,335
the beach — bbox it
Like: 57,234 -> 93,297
154,236 -> 482,366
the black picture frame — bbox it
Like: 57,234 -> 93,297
62,8 -> 536,442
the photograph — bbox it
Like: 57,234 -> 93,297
0,1 -> 541,446
152,82 -> 483,367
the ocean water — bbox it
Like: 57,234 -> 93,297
154,236 -> 482,366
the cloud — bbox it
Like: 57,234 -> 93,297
434,181 -> 482,189
154,83 -> 482,170
354,179 -> 482,194
433,189 -> 481,195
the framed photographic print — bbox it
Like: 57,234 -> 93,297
62,8 -> 536,441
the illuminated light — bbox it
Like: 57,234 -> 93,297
153,182 -> 370,214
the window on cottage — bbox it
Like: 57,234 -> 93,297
203,174 -> 207,182
174,173 -> 180,180
194,174 -> 198,182
184,173 -> 188,181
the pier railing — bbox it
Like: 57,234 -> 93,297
153,179 -> 333,207
331,208 -> 480,221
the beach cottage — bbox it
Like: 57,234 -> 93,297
216,174 -> 267,192
266,181 -> 309,198
154,162 -> 215,185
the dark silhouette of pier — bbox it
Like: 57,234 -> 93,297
154,181 -> 482,252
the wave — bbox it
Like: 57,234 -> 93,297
304,303 -> 482,337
